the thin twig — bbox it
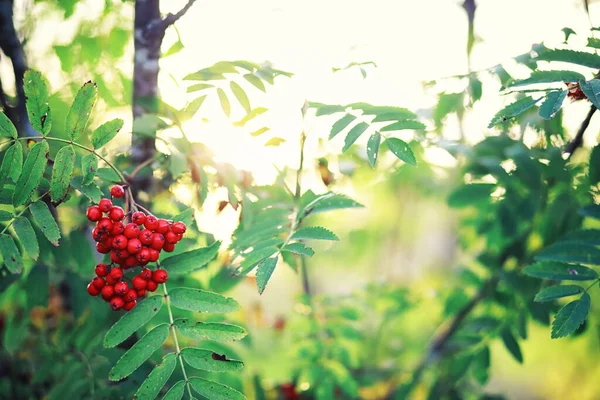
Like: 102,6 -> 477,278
162,0 -> 198,28
565,105 -> 596,158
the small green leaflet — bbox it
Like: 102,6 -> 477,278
188,377 -> 246,400
590,145 -> 600,185
13,140 -> 49,207
174,319 -> 247,342
522,261 -> 598,281
299,192 -> 363,219
104,295 -> 163,347
538,90 -> 567,120
160,241 -> 220,275
290,226 -> 339,241
342,122 -> 369,152
162,381 -> 186,400
173,208 -> 195,225
181,348 -> 244,372
579,80 -> 600,109
181,95 -> 207,121
265,137 -> 285,146
0,141 -> 23,187
370,108 -> 417,122
256,256 -> 277,295
536,48 -> 600,69
447,183 -> 495,208
81,153 -> 98,185
366,131 -> 381,167
500,328 -> 523,363
282,242 -> 314,257
234,107 -> 268,127
29,201 -> 60,246
13,217 -> 39,260
386,138 -> 416,166
91,118 -> 124,149
243,73 -> 266,92
169,287 -> 241,313
587,37 -> 600,49
551,292 -> 591,338
579,204 -> 600,220
562,27 -> 577,43
250,127 -> 269,137
508,70 -> 585,87
535,242 -> 600,265
187,83 -> 214,93
534,285 -> 583,302
330,114 -> 357,140
50,145 -> 75,202
71,176 -> 102,203
309,102 -> 345,116
560,229 -> 600,246
108,323 -> 169,381
230,81 -> 251,113
66,81 -> 97,141
0,112 -> 17,139
217,88 -> 231,117
0,234 -> 23,273
488,96 -> 541,128
238,247 -> 279,275
380,120 -> 426,132
0,211 -> 13,221
23,70 -> 52,136
134,352 -> 177,400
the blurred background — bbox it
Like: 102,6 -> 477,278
1,0 -> 600,399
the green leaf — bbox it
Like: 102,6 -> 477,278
309,102 -> 345,116
589,146 -> 600,187
66,81 -> 97,141
330,114 -> 357,140
181,348 -> 244,372
162,381 -> 185,400
230,81 -> 251,113
0,211 -> 13,221
243,73 -> 266,92
538,90 -> 567,119
23,70 -> 52,136
0,112 -> 17,139
81,153 -> 98,185
534,285 -> 583,302
108,324 -> 169,381
535,242 -> 600,265
217,88 -> 230,117
370,108 -> 417,122
488,96 -> 541,128
300,193 -> 364,218
174,319 -> 247,342
447,183 -> 495,208
551,292 -> 591,338
386,138 -> 416,166
579,204 -> 600,220
169,287 -> 241,313
265,137 -> 285,147
366,131 -> 381,167
561,229 -> 600,246
29,201 -> 60,246
256,256 -> 277,295
161,241 -> 220,275
13,141 -> 49,207
471,347 -> 490,385
250,127 -> 269,137
342,122 -> 369,152
13,217 -> 39,260
536,48 -> 600,69
173,208 -> 195,225
509,70 -> 585,87
0,142 -> 23,187
522,261 -> 598,281
71,176 -> 102,203
579,79 -> 600,109
104,295 -> 163,347
91,118 -> 124,149
188,377 -> 245,400
380,120 -> 426,132
163,40 -> 184,57
134,352 -> 177,400
233,107 -> 268,127
238,247 -> 279,275
587,37 -> 600,49
181,95 -> 207,120
500,327 -> 523,363
290,226 -> 339,241
0,234 -> 22,273
187,83 -> 214,93
282,242 -> 314,257
50,145 -> 75,202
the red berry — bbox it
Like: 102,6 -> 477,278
124,289 -> 137,302
87,282 -> 100,296
152,269 -> 168,284
123,300 -> 136,311
102,236 -> 113,249
98,198 -> 113,213
109,206 -> 125,221
139,229 -> 153,245
171,222 -> 187,235
106,275 -> 119,285
150,233 -> 166,250
95,263 -> 109,277
110,185 -> 125,198
109,250 -> 120,263
165,231 -> 179,244
109,267 -> 123,281
111,221 -> 125,236
97,242 -> 111,254
114,281 -> 128,295
101,285 -> 115,300
136,247 -> 150,263
136,289 -> 147,297
112,235 -> 128,250
124,223 -> 140,239
132,275 -> 147,290
140,268 -> 152,280
92,276 -> 106,289
156,219 -> 170,234
132,212 -> 146,225
125,256 -> 138,269
110,297 -> 125,310
92,227 -> 106,242
148,248 -> 160,262
146,280 -> 158,292
127,238 -> 142,254
87,206 -> 102,221
144,215 -> 159,230
163,243 -> 175,252
115,249 -> 130,260
96,217 -> 114,232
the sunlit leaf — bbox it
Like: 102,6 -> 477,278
508,70 -> 585,87
282,242 -> 314,257
488,96 -> 541,128
500,327 -> 523,363
0,142 -> 23,187
23,70 -> 52,136
330,114 -> 357,140
534,285 -> 583,302
217,88 -> 230,117
50,145 -> 75,202
342,122 -> 369,152
523,261 -> 598,281
0,112 -> 17,139
243,73 -> 266,92
579,79 -> 600,109
256,256 -> 277,295
538,90 -> 567,119
234,107 -> 267,127
66,81 -> 97,141
13,140 -> 49,207
380,120 -> 426,132
81,153 -> 98,185
536,48 -> 600,69
230,81 -> 251,113
551,292 -> 591,338
386,138 -> 416,166
169,287 -> 241,313
366,131 -> 381,167
104,295 -> 163,347
161,241 -> 220,275
290,226 -> 339,241
91,118 -> 124,149
265,137 -> 285,146
535,242 -> 600,265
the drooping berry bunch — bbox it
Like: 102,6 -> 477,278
85,185 -> 186,311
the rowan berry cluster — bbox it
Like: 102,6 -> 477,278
566,82 -> 587,101
85,185 -> 186,311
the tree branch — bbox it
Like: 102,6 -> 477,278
162,0 -> 198,28
565,104 -> 596,158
